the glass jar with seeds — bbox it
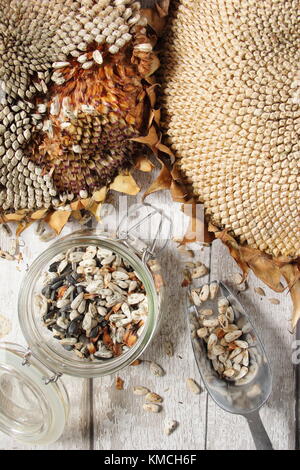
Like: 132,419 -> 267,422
19,229 -> 165,378
0,207 -> 168,445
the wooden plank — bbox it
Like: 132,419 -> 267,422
206,240 -> 295,450
92,190 -> 209,450
0,224 -> 91,450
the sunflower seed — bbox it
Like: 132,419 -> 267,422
145,392 -> 163,403
163,341 -> 174,357
149,361 -> 165,377
191,264 -> 208,279
197,327 -> 208,338
186,378 -> 202,395
133,386 -> 150,396
218,297 -> 229,314
209,282 -> 219,299
224,330 -> 242,343
199,309 -> 213,316
143,403 -> 162,413
199,284 -> 210,301
191,289 -> 201,306
164,420 -> 178,436
268,298 -> 280,305
254,287 -> 266,296
202,318 -> 219,328
223,368 -> 235,378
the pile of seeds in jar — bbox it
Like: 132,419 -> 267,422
35,245 -> 148,360
191,282 -> 253,383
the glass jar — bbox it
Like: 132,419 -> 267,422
0,204 -> 169,445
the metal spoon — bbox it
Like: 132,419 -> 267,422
188,281 -> 273,450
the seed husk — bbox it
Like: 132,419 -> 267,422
145,392 -> 163,403
164,420 -> 178,436
149,361 -> 165,377
254,287 -> 266,296
224,330 -> 243,343
197,327 -> 208,339
163,340 -> 174,357
143,403 -> 162,413
133,386 -> 150,396
186,378 -> 202,395
268,298 -> 280,305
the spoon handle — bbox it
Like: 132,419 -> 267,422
245,410 -> 273,450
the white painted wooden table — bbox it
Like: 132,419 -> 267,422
0,175 -> 298,450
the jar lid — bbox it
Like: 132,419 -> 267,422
0,343 -> 69,445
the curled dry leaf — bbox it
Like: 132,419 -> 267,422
109,174 -> 140,196
45,210 -> 72,235
135,156 -> 155,173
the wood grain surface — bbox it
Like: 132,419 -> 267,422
0,182 -> 297,450
0,0 -> 297,451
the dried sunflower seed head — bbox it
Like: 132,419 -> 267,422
0,0 -> 158,215
161,0 -> 300,260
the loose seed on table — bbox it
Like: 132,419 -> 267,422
163,340 -> 174,357
149,361 -> 165,377
164,420 -> 178,436
145,392 -> 163,403
143,403 -> 162,413
133,386 -> 150,396
186,378 -> 202,395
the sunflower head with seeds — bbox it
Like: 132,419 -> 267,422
0,0 -> 162,225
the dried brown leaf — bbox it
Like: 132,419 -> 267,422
135,156 -> 155,172
110,174 -> 140,196
46,210 -> 71,235
143,161 -> 172,198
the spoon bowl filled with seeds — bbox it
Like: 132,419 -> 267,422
18,230 -> 164,378
188,281 -> 273,450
